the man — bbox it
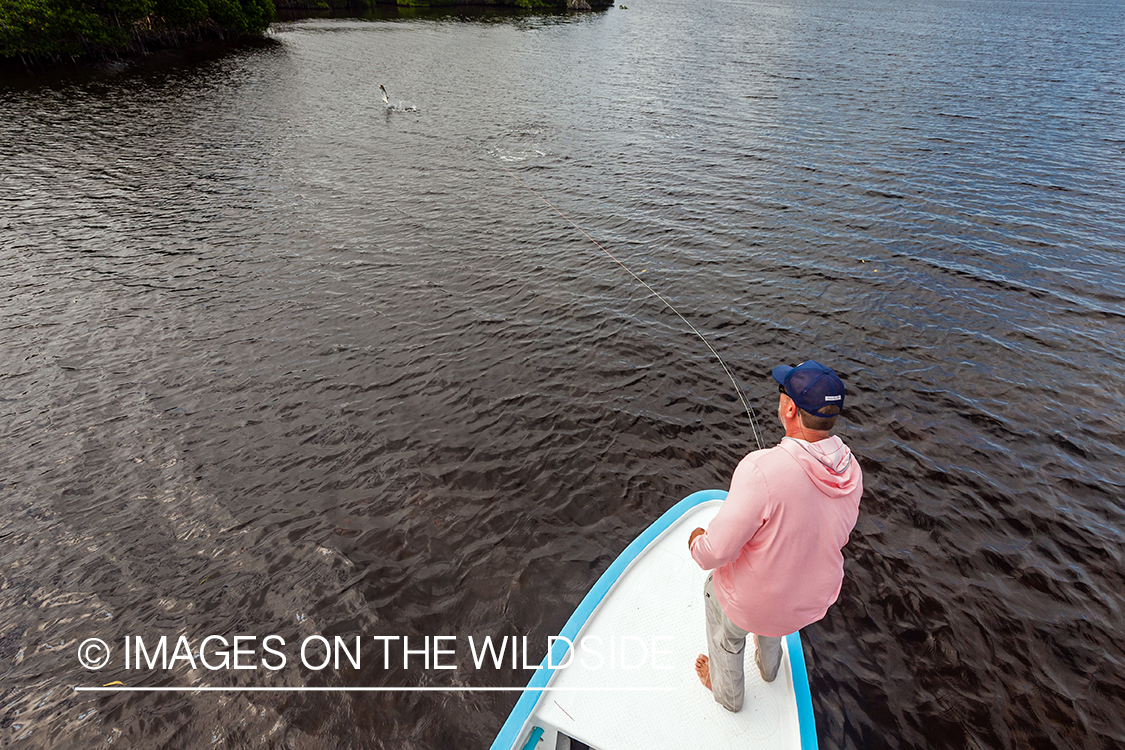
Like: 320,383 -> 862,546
688,359 -> 863,712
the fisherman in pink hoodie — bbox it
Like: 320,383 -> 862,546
689,360 -> 863,712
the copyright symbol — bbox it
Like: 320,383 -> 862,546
78,638 -> 110,670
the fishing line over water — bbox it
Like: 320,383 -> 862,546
471,138 -> 765,451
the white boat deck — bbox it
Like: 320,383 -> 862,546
527,500 -> 804,750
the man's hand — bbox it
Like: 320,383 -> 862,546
688,527 -> 705,551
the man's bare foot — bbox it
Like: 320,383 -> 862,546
695,654 -> 712,691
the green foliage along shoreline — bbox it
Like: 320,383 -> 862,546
1,0 -> 273,66
1,0 -> 611,68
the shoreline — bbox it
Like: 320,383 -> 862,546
1,1 -> 611,77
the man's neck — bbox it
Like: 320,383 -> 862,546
783,425 -> 833,442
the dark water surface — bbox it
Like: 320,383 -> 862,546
2,0 -> 1124,747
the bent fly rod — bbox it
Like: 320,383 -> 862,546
471,140 -> 765,452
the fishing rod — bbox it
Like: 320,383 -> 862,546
470,139 -> 765,452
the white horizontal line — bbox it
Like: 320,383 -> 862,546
74,686 -> 676,693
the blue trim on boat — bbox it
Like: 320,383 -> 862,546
489,488 -> 819,750
786,630 -> 819,750
519,726 -> 544,750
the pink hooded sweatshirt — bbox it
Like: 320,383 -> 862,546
690,436 -> 863,637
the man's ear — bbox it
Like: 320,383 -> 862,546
782,398 -> 799,419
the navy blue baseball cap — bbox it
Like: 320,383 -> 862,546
772,360 -> 846,418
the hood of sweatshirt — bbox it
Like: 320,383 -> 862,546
779,436 -> 862,497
